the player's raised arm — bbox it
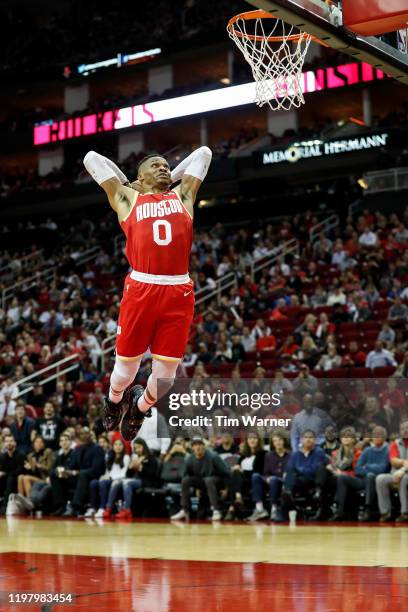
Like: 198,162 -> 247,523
83,151 -> 137,221
172,146 -> 212,216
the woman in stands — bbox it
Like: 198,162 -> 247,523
224,432 -> 265,521
104,438 -> 159,520
313,426 -> 361,520
17,435 -> 53,497
86,438 -> 130,518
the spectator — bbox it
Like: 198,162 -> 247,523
241,326 -> 256,353
292,365 -> 318,397
214,433 -> 239,456
17,435 -> 53,498
231,335 -> 246,362
171,437 -> 230,521
114,438 -> 160,520
320,425 -> 340,458
290,394 -> 334,450
225,432 -> 266,521
49,432 -> 76,515
378,322 -> 396,348
376,420 -> 408,523
358,227 -> 378,248
0,434 -> 25,514
314,427 -> 361,520
388,296 -> 408,321
251,431 -> 291,521
271,370 -> 293,395
282,430 -> 327,509
0,391 -> 16,423
356,426 -> 390,521
365,341 -> 397,370
33,402 -> 64,450
62,427 -> 105,517
10,403 -> 35,454
341,341 -> 366,368
316,345 -> 341,371
86,439 -> 130,518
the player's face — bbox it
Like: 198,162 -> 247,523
139,157 -> 171,190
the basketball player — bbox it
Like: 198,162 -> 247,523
83,146 -> 212,440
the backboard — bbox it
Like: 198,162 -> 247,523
245,0 -> 408,84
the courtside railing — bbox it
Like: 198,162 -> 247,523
15,354 -> 81,398
1,267 -> 56,310
309,214 -> 339,245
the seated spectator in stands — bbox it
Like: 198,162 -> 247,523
224,432 -> 265,521
86,439 -> 130,518
315,313 -> 335,346
171,437 -> 230,521
295,335 -> 320,369
214,433 -> 239,456
309,285 -> 327,308
203,313 -> 219,336
10,403 -> 35,454
17,435 -> 53,498
388,296 -> 408,321
358,396 -> 393,434
251,432 -> 291,521
183,344 -> 197,367
195,342 -> 213,364
376,420 -> 408,523
341,341 -> 366,368
282,430 -> 327,509
356,426 -> 390,521
290,393 -> 334,450
358,227 -> 378,248
49,432 -> 75,515
114,438 -> 160,520
61,393 -> 82,423
231,335 -> 246,362
378,322 -> 396,349
327,287 -> 347,306
394,351 -> 408,378
320,425 -> 340,458
313,427 -> 361,520
365,341 -> 397,370
256,331 -> 276,353
281,354 -> 298,373
271,370 -> 293,395
292,365 -> 318,397
251,319 -> 272,342
316,345 -> 341,372
0,434 -> 25,514
241,326 -> 256,353
212,341 -> 232,364
61,427 -> 105,517
278,335 -> 300,358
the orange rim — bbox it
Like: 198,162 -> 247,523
227,9 -> 328,46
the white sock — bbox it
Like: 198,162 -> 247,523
137,358 -> 179,412
256,502 -> 264,512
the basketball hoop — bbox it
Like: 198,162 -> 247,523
227,10 -> 326,111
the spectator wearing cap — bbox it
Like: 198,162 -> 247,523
365,341 -> 397,370
171,438 -> 230,521
290,394 -> 334,451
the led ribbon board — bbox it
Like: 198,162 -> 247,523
34,62 -> 384,145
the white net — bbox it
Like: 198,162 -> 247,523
228,14 -> 312,111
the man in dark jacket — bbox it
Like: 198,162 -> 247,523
0,434 -> 26,514
49,433 -> 76,515
62,427 -> 105,516
282,429 -> 327,508
171,437 -> 230,521
10,403 -> 35,454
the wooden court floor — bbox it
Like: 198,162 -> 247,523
1,517 -> 408,611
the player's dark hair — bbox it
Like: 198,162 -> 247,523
136,153 -> 166,176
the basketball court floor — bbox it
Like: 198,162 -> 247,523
1,518 -> 407,611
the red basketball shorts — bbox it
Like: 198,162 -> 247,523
115,274 -> 195,360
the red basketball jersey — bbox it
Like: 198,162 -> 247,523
121,190 -> 192,276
